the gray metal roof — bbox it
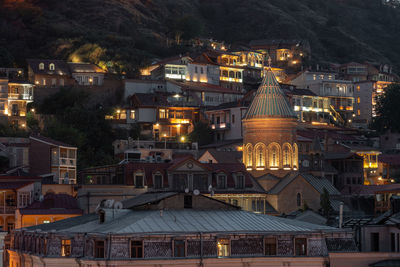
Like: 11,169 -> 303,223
122,192 -> 178,209
25,209 -> 337,235
301,173 -> 340,195
268,173 -> 340,196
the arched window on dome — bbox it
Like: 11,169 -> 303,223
254,143 -> 266,170
282,143 -> 293,169
245,144 -> 253,169
268,143 -> 280,169
293,143 -> 299,170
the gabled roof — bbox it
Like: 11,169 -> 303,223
27,59 -> 70,75
0,181 -> 33,190
29,135 -> 76,148
200,149 -> 242,164
67,62 -> 105,73
122,192 -> 178,209
25,207 -> 337,234
244,68 -> 296,119
268,173 -> 340,195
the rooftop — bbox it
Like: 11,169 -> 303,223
244,68 -> 296,120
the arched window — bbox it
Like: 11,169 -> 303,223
222,70 -> 228,77
268,143 -> 280,169
254,143 -> 266,168
229,71 -> 235,78
49,63 -> 55,71
293,143 -> 299,170
39,63 -> 44,70
282,143 -> 293,168
236,72 -> 242,79
297,193 -> 301,207
245,143 -> 253,168
233,59 -> 236,65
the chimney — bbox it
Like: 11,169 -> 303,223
339,202 -> 344,228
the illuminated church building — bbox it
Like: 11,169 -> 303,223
243,67 -> 298,179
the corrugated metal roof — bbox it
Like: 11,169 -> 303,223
268,173 -> 340,196
244,68 -> 296,119
122,192 -> 178,209
301,173 -> 340,195
25,209 -> 337,235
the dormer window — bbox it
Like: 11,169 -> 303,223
235,174 -> 245,189
49,63 -> 55,71
39,63 -> 44,70
134,171 -> 144,188
217,173 -> 227,189
153,172 -> 163,189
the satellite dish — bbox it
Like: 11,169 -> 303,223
105,199 -> 115,208
184,188 -> 189,193
208,184 -> 212,192
39,195 -> 44,202
193,189 -> 200,196
114,201 -> 123,209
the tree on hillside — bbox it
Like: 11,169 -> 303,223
371,84 -> 400,133
320,188 -> 332,218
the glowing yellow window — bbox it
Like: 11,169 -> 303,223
357,109 -> 361,116
61,239 -> 71,257
357,97 -> 360,104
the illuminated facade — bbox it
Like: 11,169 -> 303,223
0,79 -> 33,128
243,68 -> 298,177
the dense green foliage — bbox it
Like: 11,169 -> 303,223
0,0 -> 400,74
371,84 -> 400,133
37,88 -> 117,169
320,188 -> 332,217
188,121 -> 214,146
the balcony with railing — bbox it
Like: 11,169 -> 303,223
211,122 -> 231,130
0,205 -> 17,214
8,93 -> 33,101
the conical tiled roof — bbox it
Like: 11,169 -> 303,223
244,68 -> 296,119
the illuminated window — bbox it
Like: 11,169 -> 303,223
245,144 -> 253,167
357,97 -> 360,104
61,239 -> 71,257
357,109 -> 361,116
357,86 -> 360,91
39,63 -> 44,70
255,144 -> 265,168
217,239 -> 230,257
130,110 -> 135,119
131,240 -> 143,258
159,109 -> 166,119
49,63 -> 55,71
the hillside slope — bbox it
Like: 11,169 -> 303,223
0,0 -> 399,74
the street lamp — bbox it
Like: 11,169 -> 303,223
180,136 -> 185,143
163,133 -> 167,149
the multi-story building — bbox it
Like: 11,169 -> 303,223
0,137 -> 30,171
205,101 -> 248,142
107,93 -> 201,139
9,192 -> 360,267
0,78 -> 33,128
249,39 -> 310,70
29,135 -> 77,185
14,193 -> 83,229
77,156 -> 270,214
139,55 -> 193,80
27,59 -> 105,87
290,71 -> 354,122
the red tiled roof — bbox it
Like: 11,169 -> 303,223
19,193 -> 82,215
0,181 -> 33,190
30,135 -> 76,148
169,80 -> 245,95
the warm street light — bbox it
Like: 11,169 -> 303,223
181,136 -> 185,142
